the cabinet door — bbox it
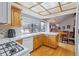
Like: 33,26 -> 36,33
42,34 -> 49,46
33,34 -> 47,50
42,34 -> 59,49
0,2 -> 8,23
11,6 -> 21,27
47,35 -> 59,48
38,35 -> 43,46
33,35 -> 40,50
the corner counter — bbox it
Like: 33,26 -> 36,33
11,32 -> 59,41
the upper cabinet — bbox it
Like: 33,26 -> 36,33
0,2 -> 22,27
11,6 -> 21,27
0,2 -> 10,23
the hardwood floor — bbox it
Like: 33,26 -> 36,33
30,43 -> 75,56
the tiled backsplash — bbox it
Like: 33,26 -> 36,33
0,27 -> 22,39
0,29 -> 8,38
0,24 -> 9,38
15,27 -> 22,36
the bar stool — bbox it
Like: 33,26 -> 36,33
60,31 -> 68,44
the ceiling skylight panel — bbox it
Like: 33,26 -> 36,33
39,11 -> 50,16
19,2 -> 37,8
41,2 -> 58,9
60,2 -> 71,5
48,7 -> 60,14
61,3 -> 77,11
31,5 -> 46,13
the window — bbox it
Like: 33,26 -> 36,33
41,21 -> 45,32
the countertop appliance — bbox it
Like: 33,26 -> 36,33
7,29 -> 16,38
0,41 -> 24,56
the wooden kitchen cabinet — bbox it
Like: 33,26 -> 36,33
42,34 -> 49,46
33,34 -> 59,51
33,35 -> 39,50
16,39 -> 23,45
42,34 -> 59,48
11,6 -> 21,27
33,35 -> 43,50
47,35 -> 59,48
38,35 -> 43,46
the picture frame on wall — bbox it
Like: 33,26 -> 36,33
58,27 -> 61,30
62,26 -> 65,30
67,25 -> 70,29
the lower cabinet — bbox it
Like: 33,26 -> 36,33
33,35 -> 42,50
47,35 -> 59,48
33,34 -> 59,50
42,34 -> 49,46
23,37 -> 33,52
21,34 -> 59,53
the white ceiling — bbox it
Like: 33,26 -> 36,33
47,14 -> 74,24
13,2 -> 77,19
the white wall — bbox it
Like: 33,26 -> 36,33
22,13 -> 45,26
21,13 -> 47,32
75,3 -> 79,55
58,16 -> 75,32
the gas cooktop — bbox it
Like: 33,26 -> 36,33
0,41 -> 24,56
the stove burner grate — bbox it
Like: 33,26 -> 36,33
0,41 -> 24,56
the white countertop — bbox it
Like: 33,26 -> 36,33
11,32 -> 58,40
0,32 -> 59,44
